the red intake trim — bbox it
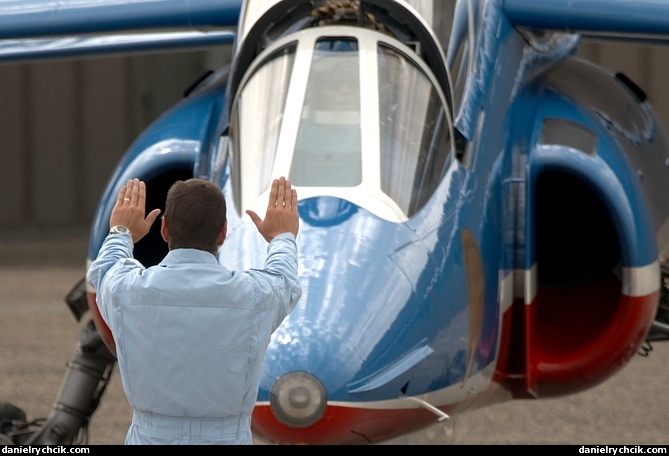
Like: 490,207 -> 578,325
526,274 -> 658,397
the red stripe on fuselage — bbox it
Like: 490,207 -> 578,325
252,404 -> 444,445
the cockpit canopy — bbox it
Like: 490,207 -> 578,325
227,1 -> 456,222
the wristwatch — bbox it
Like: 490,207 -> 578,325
109,225 -> 130,236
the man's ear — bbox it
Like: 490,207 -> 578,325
160,216 -> 169,243
217,221 -> 227,247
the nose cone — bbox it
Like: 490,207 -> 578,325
253,322 -> 367,444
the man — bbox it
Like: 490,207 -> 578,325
86,176 -> 301,444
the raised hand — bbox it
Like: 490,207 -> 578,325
246,176 -> 299,242
110,178 -> 161,243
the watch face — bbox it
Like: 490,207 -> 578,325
110,225 -> 129,235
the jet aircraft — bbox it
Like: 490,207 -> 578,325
2,0 -> 669,445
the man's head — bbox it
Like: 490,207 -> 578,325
161,178 -> 227,254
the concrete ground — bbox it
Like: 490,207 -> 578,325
1,232 -> 668,445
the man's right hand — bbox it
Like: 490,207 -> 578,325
246,176 -> 299,242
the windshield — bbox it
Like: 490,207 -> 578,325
229,26 -> 454,222
291,38 -> 362,187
